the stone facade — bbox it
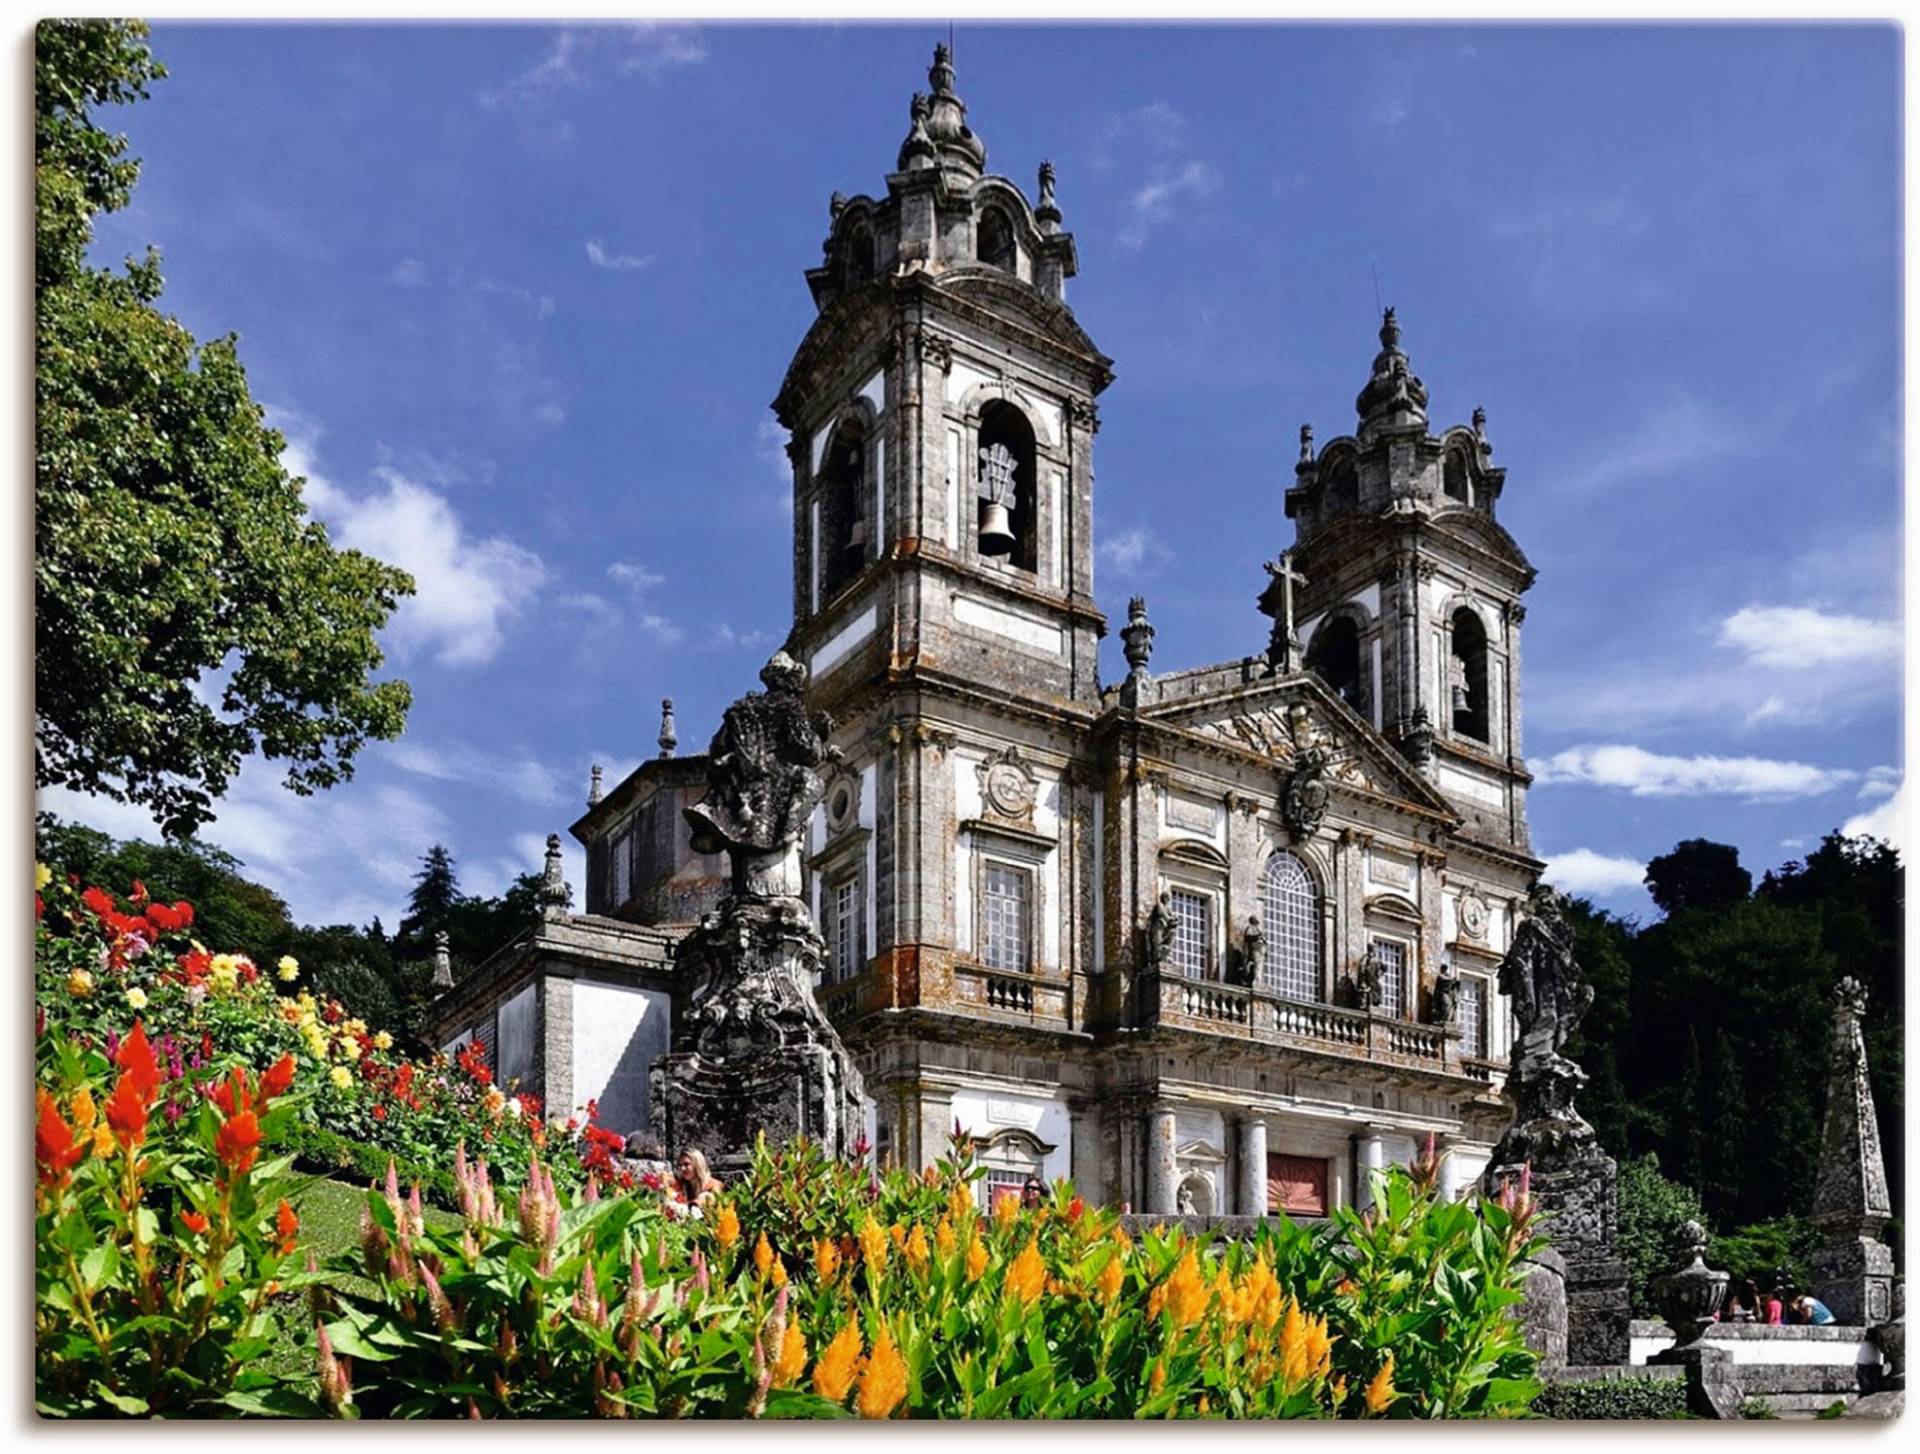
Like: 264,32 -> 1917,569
437,46 -> 1547,1218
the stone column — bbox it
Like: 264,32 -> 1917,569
915,1085 -> 955,1173
1355,1127 -> 1388,1211
540,973 -> 574,1122
1238,1115 -> 1270,1218
1436,1136 -> 1462,1204
1069,1099 -> 1106,1207
1145,1104 -> 1179,1216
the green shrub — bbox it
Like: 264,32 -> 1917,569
1533,1374 -> 1688,1420
1709,1215 -> 1818,1295
1617,1154 -> 1708,1316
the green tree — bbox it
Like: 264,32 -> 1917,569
35,18 -> 413,840
1616,1153 -> 1708,1317
1644,838 -> 1752,916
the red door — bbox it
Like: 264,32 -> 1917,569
1266,1153 -> 1328,1216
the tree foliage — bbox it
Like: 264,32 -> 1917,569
35,18 -> 413,839
1643,838 -> 1753,916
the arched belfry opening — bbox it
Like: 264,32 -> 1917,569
1449,607 -> 1490,743
976,401 -> 1038,573
1307,615 -> 1366,718
818,422 -> 871,601
1323,452 -> 1359,515
844,226 -> 875,287
1443,447 -> 1471,505
978,206 -> 1016,272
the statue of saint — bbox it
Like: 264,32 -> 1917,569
1430,960 -> 1461,1028
1231,915 -> 1264,988
1352,947 -> 1386,1011
1144,889 -> 1178,970
1499,883 -> 1593,1069
684,651 -> 841,898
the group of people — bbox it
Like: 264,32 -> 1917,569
1721,1279 -> 1836,1326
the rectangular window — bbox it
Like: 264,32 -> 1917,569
1372,938 -> 1407,1019
610,829 -> 632,907
1171,889 -> 1214,980
827,877 -> 861,983
1267,1153 -> 1328,1216
1459,974 -> 1488,1057
980,1166 -> 1033,1213
982,863 -> 1032,972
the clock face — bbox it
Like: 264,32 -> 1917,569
1459,893 -> 1489,939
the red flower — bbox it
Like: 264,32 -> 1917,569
181,1209 -> 210,1235
115,1021 -> 162,1103
146,900 -> 193,933
276,1198 -> 299,1255
34,893 -> 43,920
177,948 -> 211,982
35,1094 -> 86,1187
259,1053 -> 297,1104
212,1066 -> 252,1120
102,1074 -> 149,1149
1068,1196 -> 1085,1222
371,1103 -> 387,1121
215,1111 -> 262,1177
81,886 -> 117,918
130,879 -> 149,904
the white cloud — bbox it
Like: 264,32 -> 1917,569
1717,606 -> 1900,670
1842,784 -> 1904,851
1098,523 -> 1174,576
389,257 -> 425,286
1543,848 -> 1647,898
586,238 -> 650,271
1858,766 -> 1901,801
703,621 -> 780,652
280,414 -> 547,668
637,612 -> 686,645
1532,743 -> 1857,800
1120,160 -> 1219,251
479,23 -> 704,110
1552,393 -> 1738,495
608,561 -> 667,592
385,740 -> 565,808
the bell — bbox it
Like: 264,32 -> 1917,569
978,500 -> 1016,556
846,515 -> 869,550
1451,684 -> 1471,716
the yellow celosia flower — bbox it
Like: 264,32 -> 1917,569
1006,1240 -> 1046,1306
1279,1298 -> 1311,1386
67,967 -> 94,998
70,1087 -> 97,1130
1363,1353 -> 1398,1414
771,1258 -> 788,1289
812,1319 -> 862,1404
754,1231 -> 775,1280
35,862 -> 51,892
1245,1256 -> 1284,1330
1165,1247 -> 1209,1328
934,1216 -> 957,1260
946,1182 -> 973,1224
889,1222 -> 906,1249
373,1030 -> 393,1051
329,1065 -> 353,1090
1111,1224 -> 1133,1253
1330,1375 -> 1348,1407
714,1202 -> 741,1251
1147,1284 -> 1167,1319
772,1320 -> 806,1387
857,1214 -> 887,1279
1149,1360 -> 1167,1396
855,1322 -> 907,1420
904,1223 -> 930,1274
277,955 -> 300,982
1096,1253 -> 1124,1304
91,1124 -> 114,1159
993,1190 -> 1018,1227
965,1234 -> 989,1282
814,1238 -> 840,1283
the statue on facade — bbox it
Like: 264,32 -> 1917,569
655,651 -> 867,1178
1430,960 -> 1461,1028
1282,744 -> 1332,842
1351,946 -> 1386,1011
684,650 -> 841,898
1500,883 -> 1593,1073
1230,915 -> 1264,988
1144,889 -> 1177,971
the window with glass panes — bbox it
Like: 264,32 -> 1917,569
1458,973 -> 1488,1056
980,1166 -> 1032,1213
827,877 -> 860,982
1170,888 -> 1215,979
1372,938 -> 1408,1018
1261,853 -> 1321,1000
981,863 -> 1032,972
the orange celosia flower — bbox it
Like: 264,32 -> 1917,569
857,1214 -> 887,1280
946,1182 -> 973,1224
965,1234 -> 989,1282
70,1087 -> 97,1130
259,1052 -> 298,1104
753,1230 -> 775,1280
1149,1360 -> 1167,1396
1165,1247 -> 1209,1328
814,1237 -> 840,1283
181,1209 -> 210,1235
1330,1375 -> 1348,1407
1096,1253 -> 1125,1304
1006,1240 -> 1046,1306
215,1109 -> 262,1176
855,1322 -> 908,1420
904,1223 -> 930,1274
771,1258 -> 788,1289
713,1202 -> 741,1251
90,1124 -> 114,1159
102,1073 -> 149,1150
772,1320 -> 806,1387
889,1222 -> 906,1249
36,1094 -> 86,1187
812,1318 -> 862,1404
1363,1353 -> 1398,1415
277,1198 -> 300,1256
934,1216 -> 957,1260
993,1190 -> 1018,1227
1147,1284 -> 1167,1319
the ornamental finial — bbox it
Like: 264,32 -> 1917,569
588,763 -> 604,806
658,698 -> 678,759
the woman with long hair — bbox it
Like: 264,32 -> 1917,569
673,1148 -> 723,1211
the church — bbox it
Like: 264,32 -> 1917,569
427,44 -> 1542,1220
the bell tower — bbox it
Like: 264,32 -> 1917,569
1269,310 -> 1537,850
771,44 -> 1112,711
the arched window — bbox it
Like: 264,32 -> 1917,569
978,207 -> 1016,272
844,227 -> 875,287
1443,448 -> 1471,505
1260,852 -> 1321,1002
975,401 -> 1038,573
1449,608 -> 1490,743
1323,454 -> 1359,514
1306,615 -> 1366,718
817,422 -> 871,601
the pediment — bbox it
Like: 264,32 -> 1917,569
1142,673 -> 1457,820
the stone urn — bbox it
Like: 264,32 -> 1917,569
1654,1220 -> 1730,1351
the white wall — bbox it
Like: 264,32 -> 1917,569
949,1086 -> 1072,1183
570,980 -> 672,1139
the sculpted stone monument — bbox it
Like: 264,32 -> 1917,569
650,651 -> 869,1178
1482,883 -> 1629,1366
1810,977 -> 1894,1327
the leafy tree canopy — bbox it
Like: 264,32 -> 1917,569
1644,838 -> 1753,916
35,18 -> 414,839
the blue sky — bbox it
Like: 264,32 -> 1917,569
44,20 -> 1903,929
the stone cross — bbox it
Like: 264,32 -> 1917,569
1263,550 -> 1308,671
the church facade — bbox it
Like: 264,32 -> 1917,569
429,46 -> 1542,1219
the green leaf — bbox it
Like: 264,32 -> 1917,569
90,1382 -> 149,1415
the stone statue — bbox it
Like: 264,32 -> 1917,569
1282,744 -> 1332,841
1177,1183 -> 1198,1216
1500,883 -> 1593,1069
684,650 -> 841,899
1230,915 -> 1264,988
1430,960 -> 1461,1028
1144,890 -> 1177,970
1351,946 -> 1386,1011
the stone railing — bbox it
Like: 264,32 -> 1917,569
949,961 -> 1069,1023
1144,971 -> 1477,1076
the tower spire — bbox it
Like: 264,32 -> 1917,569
1355,305 -> 1428,437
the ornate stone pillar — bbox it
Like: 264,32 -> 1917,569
915,1085 -> 955,1173
1811,978 -> 1895,1326
1237,1115 -> 1270,1217
1354,1126 -> 1388,1210
1436,1135 -> 1461,1204
1145,1104 -> 1179,1216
